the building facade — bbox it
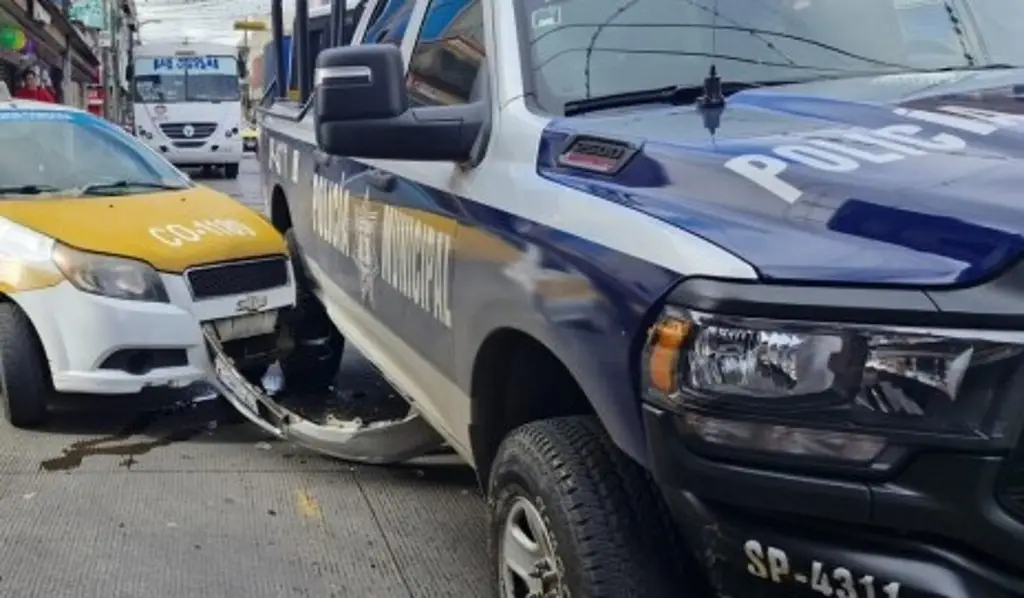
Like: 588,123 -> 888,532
67,0 -> 135,122
0,0 -> 100,105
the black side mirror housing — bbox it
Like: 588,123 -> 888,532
313,44 -> 484,162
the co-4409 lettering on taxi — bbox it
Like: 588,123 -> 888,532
150,219 -> 257,247
745,539 -> 901,597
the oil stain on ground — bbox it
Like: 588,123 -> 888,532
38,407 -> 210,472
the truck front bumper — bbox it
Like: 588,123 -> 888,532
642,404 -> 1024,598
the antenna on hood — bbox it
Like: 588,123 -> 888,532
698,0 -> 725,137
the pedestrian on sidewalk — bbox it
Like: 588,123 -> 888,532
13,69 -> 56,103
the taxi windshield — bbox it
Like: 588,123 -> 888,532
0,112 -> 190,196
520,0 -> 1022,113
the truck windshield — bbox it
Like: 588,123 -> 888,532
134,55 -> 240,103
520,0 -> 1022,114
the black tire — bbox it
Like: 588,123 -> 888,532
225,163 -> 240,179
0,303 -> 51,428
488,416 -> 697,598
279,229 -> 344,391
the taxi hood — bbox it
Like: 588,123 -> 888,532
540,68 -> 1024,286
0,187 -> 285,273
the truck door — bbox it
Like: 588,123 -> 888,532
309,0 -> 485,441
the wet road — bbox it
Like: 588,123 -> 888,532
0,156 -> 490,598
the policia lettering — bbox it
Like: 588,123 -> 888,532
312,173 -> 453,327
726,105 -> 1024,204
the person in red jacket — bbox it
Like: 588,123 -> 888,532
13,70 -> 55,103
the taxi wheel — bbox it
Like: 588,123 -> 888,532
0,303 -> 50,428
488,416 -> 691,598
225,164 -> 240,179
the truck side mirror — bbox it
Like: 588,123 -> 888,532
314,44 -> 483,162
315,43 -> 407,122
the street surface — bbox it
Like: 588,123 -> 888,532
0,156 -> 490,598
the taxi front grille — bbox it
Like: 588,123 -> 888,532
186,257 -> 289,300
160,122 -> 218,140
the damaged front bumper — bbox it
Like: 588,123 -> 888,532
203,326 -> 445,464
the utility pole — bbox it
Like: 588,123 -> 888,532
61,0 -> 72,104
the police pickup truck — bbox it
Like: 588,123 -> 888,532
252,0 -> 1024,595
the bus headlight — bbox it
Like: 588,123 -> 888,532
641,308 -> 1024,464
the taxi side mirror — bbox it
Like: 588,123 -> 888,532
313,44 -> 483,162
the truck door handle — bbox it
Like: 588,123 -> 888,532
366,169 -> 396,192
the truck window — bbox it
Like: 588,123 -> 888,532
362,0 -> 416,45
406,0 -> 485,107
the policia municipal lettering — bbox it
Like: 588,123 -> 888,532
311,173 -> 453,328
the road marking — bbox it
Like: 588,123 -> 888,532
294,489 -> 322,521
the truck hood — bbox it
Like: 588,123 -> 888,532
0,187 -> 285,273
540,68 -> 1024,286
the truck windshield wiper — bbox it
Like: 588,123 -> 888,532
0,184 -> 66,196
564,80 -> 773,117
928,63 -> 1019,73
78,180 -> 188,195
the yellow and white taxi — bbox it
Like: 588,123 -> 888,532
0,88 -> 295,428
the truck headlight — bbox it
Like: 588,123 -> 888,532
52,243 -> 169,303
642,308 -> 1024,464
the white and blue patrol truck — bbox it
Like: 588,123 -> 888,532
247,0 -> 1024,595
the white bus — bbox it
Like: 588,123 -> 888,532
131,41 -> 245,178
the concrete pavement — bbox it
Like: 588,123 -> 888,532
0,156 -> 491,598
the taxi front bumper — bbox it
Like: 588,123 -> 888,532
15,275 -> 294,395
204,328 -> 445,464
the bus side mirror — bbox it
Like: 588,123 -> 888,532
314,44 -> 482,162
126,64 -> 134,80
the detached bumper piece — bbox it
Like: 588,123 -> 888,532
203,326 -> 445,464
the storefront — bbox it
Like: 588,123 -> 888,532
0,0 -> 99,102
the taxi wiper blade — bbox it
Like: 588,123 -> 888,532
78,180 -> 188,195
0,184 -> 65,196
563,80 -> 772,117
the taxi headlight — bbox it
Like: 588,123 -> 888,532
642,309 -> 1024,464
52,243 -> 169,303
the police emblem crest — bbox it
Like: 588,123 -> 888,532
353,190 -> 378,306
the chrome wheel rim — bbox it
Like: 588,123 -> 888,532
499,496 -> 561,598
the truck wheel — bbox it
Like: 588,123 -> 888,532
225,163 -> 240,179
0,303 -> 51,428
279,229 -> 344,391
489,416 -> 684,598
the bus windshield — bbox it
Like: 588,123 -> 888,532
134,55 -> 240,103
